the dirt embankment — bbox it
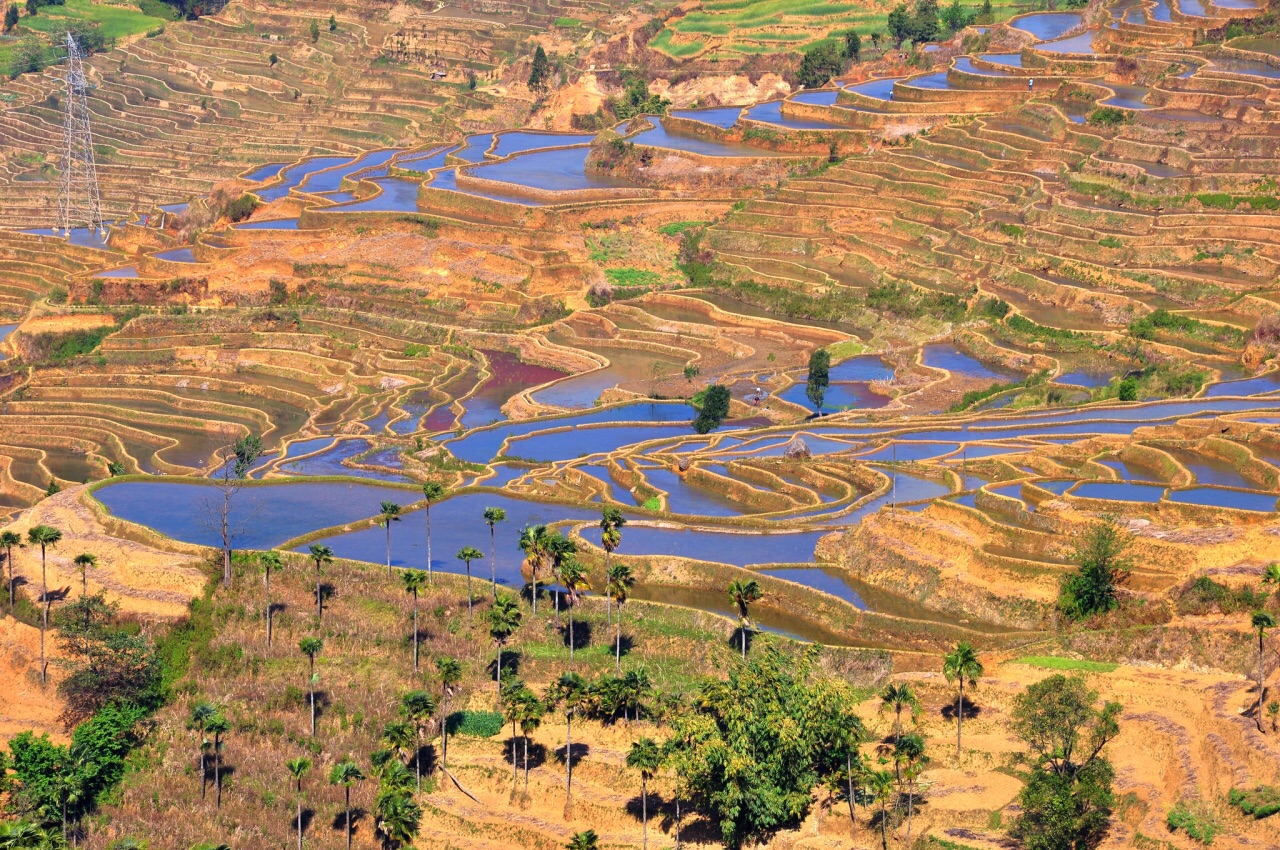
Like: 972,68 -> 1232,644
0,617 -> 65,742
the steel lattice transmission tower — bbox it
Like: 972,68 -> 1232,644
56,32 -> 105,237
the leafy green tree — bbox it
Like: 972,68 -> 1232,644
943,642 -> 983,758
308,18 -> 319,42
1262,561 -> 1280,595
528,45 -> 550,92
806,348 -> 831,415
299,637 -> 323,736
399,690 -> 436,792
487,595 -> 522,692
887,3 -> 912,46
379,501 -> 402,577
436,657 -> 462,770
259,551 -> 282,647
726,578 -> 763,660
546,531 -> 577,627
879,682 -> 920,741
483,506 -> 506,600
607,562 -> 635,671
54,595 -> 160,726
285,757 -> 311,850
308,543 -> 333,622
664,646 -> 864,847
692,383 -> 731,433
844,29 -> 861,61
547,671 -> 590,815
912,0 -> 940,42
1010,674 -> 1122,850
797,42 -> 844,89
268,52 -> 278,67
559,556 -> 590,662
599,507 -> 626,624
27,524 -> 62,685
328,13 -> 337,30
421,481 -> 445,580
1254,611 -> 1277,732
457,546 -> 483,618
3,5 -> 18,32
1,529 -> 21,608
329,759 -> 365,850
627,737 -> 662,849
1059,518 -> 1132,619
401,570 -> 428,672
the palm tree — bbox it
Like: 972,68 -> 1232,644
518,524 -> 553,615
516,689 -> 546,797
27,524 -> 62,685
600,507 -> 626,626
421,481 -> 445,580
285,757 -> 312,850
300,637 -> 323,735
487,595 -> 522,693
1,529 -> 21,608
546,532 -> 577,627
566,830 -> 598,850
559,556 -> 590,663
205,712 -> 230,809
627,737 -> 662,850
189,702 -> 217,800
375,789 -> 422,849
547,671 -> 589,816
436,656 -> 462,770
329,759 -> 365,850
726,578 -> 762,661
260,551 -> 282,647
382,719 -> 416,771
483,506 -> 506,601
500,678 -> 529,788
401,570 -> 428,672
457,546 -> 483,619
308,543 -> 333,622
400,690 -> 436,792
893,733 -> 928,846
943,642 -> 984,759
379,501 -> 402,577
879,682 -> 920,742
1254,610 -> 1277,732
866,767 -> 895,850
0,821 -> 52,848
71,552 -> 96,599
607,562 -> 635,672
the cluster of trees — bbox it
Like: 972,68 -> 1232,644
888,0 -> 990,48
692,383 -> 731,433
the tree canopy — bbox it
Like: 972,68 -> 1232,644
692,384 -> 732,434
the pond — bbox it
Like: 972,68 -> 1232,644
1166,487 -> 1277,512
531,346 -> 687,408
470,146 -> 637,192
0,324 -> 16,360
459,350 -> 567,430
331,179 -> 421,213
255,156 -> 355,202
1072,481 -> 1166,502
746,101 -> 848,130
579,524 -> 826,567
154,247 -> 198,263
628,119 -> 789,158
846,78 -> 899,100
643,468 -> 748,517
299,150 -> 399,193
491,131 -> 597,157
670,106 -> 742,129
922,342 -> 1021,382
1011,11 -> 1083,40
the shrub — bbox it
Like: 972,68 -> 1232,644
1166,800 -> 1219,844
224,194 -> 258,222
445,710 -> 503,737
1228,786 -> 1280,819
1098,236 -> 1123,249
1088,107 -> 1131,127
1177,576 -> 1266,616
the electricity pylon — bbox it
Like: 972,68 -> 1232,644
56,32 -> 105,237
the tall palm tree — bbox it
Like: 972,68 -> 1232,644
400,690 -> 436,793
379,501 -> 402,577
401,570 -> 428,672
205,712 -> 230,810
285,757 -> 312,850
299,637 -> 323,735
546,532 -> 577,627
500,678 -> 529,788
382,719 -> 417,774
566,830 -> 598,850
627,737 -> 662,850
27,524 -> 62,685
1254,610 -> 1277,732
308,543 -> 333,622
436,656 -> 462,770
559,556 -> 590,663
866,767 -> 895,850
260,551 -> 282,647
607,562 -> 635,672
547,671 -> 589,817
374,788 -> 422,849
943,642 -> 984,759
516,689 -> 546,796
483,506 -> 506,601
71,552 -> 96,599
456,546 -> 483,619
518,524 -> 553,615
879,682 -> 920,743
487,595 -> 522,693
893,734 -> 928,846
0,530 -> 21,608
189,702 -> 217,800
1263,562 -> 1280,590
726,578 -> 762,661
600,507 -> 626,626
329,759 -> 365,850
421,481 -> 446,580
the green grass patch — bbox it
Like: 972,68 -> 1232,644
1167,800 -> 1220,845
826,340 -> 868,361
658,221 -> 707,237
605,268 -> 663,289
1014,656 -> 1118,673
445,710 -> 504,738
554,16 -> 581,27
1228,786 -> 1280,819
17,0 -> 169,40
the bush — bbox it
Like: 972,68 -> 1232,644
1228,786 -> 1280,819
445,710 -> 503,738
1167,800 -> 1219,844
691,383 -> 731,433
1177,576 -> 1266,616
1059,518 -> 1132,620
1088,107 -> 1131,127
224,194 -> 258,222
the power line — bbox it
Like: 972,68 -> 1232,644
56,32 -> 105,237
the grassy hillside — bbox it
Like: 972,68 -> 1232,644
0,0 -> 173,77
